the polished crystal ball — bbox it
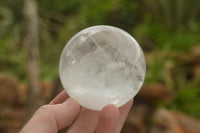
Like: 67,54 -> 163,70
59,25 -> 146,110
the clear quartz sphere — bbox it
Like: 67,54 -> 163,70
59,25 -> 146,111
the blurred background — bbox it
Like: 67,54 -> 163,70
0,0 -> 200,132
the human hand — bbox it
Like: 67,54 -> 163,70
20,91 -> 133,133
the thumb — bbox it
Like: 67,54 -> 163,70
21,98 -> 80,133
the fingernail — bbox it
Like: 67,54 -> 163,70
63,98 -> 74,106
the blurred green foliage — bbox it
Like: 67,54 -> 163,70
171,87 -> 200,118
134,20 -> 200,50
0,0 -> 200,117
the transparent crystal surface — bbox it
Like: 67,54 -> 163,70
59,25 -> 146,111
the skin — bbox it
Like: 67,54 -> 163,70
20,91 -> 133,133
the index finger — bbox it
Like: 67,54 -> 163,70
118,99 -> 134,131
